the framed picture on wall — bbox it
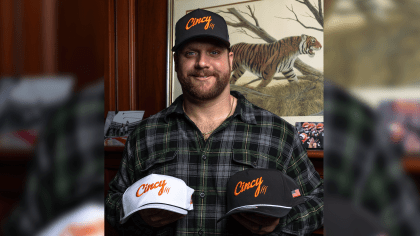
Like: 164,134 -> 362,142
295,122 -> 324,150
104,111 -> 145,146
167,0 -> 324,125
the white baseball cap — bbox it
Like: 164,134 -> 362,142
120,174 -> 195,224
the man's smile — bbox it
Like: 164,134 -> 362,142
192,75 -> 212,80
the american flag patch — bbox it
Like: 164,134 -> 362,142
291,189 -> 301,198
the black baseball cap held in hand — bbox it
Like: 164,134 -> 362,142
217,168 -> 305,222
172,8 -> 230,52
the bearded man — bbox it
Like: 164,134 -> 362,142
105,9 -> 323,235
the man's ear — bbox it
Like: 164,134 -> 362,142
174,52 -> 178,72
228,51 -> 234,70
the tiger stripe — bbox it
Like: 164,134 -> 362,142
230,34 -> 322,87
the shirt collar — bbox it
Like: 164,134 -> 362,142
163,91 -> 257,125
163,95 -> 185,123
230,91 -> 257,125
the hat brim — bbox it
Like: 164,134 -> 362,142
120,203 -> 189,224
172,35 -> 230,52
216,205 -> 292,223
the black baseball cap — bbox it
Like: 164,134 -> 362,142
172,9 -> 230,52
217,169 -> 305,222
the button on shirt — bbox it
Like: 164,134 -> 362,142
105,91 -> 324,235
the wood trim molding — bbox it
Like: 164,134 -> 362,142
402,156 -> 420,174
129,0 -> 137,110
0,0 -> 14,75
105,146 -> 125,152
307,150 -> 324,159
105,0 -> 116,118
42,0 -> 57,74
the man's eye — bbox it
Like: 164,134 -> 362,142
186,52 -> 196,56
210,51 -> 219,55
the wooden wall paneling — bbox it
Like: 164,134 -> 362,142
105,0 -> 167,118
0,0 -> 14,76
0,0 -> 43,76
307,151 -> 324,179
105,0 -> 116,118
0,0 -> 56,77
136,0 -> 167,118
41,0 -> 57,74
57,0 -> 105,91
129,0 -> 138,111
22,0 -> 43,75
105,0 -> 138,117
115,0 -> 131,112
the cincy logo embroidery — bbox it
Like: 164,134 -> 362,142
136,180 -> 171,197
234,177 -> 268,197
185,16 -> 215,30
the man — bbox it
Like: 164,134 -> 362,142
105,9 -> 323,235
299,133 -> 310,149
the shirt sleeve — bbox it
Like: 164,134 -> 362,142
275,129 -> 324,235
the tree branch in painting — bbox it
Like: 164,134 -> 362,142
276,5 -> 323,32
217,7 -> 276,43
218,6 -> 323,78
296,0 -> 324,27
276,0 -> 324,32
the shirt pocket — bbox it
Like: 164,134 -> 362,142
139,150 -> 178,176
231,151 -> 274,169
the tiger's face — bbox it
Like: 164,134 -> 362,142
302,35 -> 322,58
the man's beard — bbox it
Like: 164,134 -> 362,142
177,65 -> 231,101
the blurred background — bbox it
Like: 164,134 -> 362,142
0,0 -> 105,235
1,0 -> 420,235
325,0 -> 420,235
325,0 -> 420,172
325,0 -> 420,87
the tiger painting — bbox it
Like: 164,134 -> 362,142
230,34 -> 322,87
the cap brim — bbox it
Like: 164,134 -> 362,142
217,205 -> 292,223
120,203 -> 189,224
172,35 -> 230,52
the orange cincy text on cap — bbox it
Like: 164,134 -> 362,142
185,16 -> 215,30
234,177 -> 265,198
136,180 -> 168,197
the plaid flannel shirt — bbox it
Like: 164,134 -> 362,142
105,91 -> 323,235
324,81 -> 420,235
2,81 -> 104,236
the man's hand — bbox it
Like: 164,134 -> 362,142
139,209 -> 185,228
231,213 -> 280,235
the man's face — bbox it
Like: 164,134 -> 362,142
175,38 -> 234,101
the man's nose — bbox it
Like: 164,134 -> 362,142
195,53 -> 210,69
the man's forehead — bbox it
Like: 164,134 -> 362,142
179,38 -> 228,51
